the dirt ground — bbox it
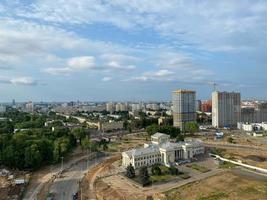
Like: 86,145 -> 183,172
222,148 -> 267,168
108,132 -> 149,153
163,172 -> 267,200
80,155 -> 122,200
0,177 -> 23,200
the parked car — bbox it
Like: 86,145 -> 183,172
72,192 -> 78,200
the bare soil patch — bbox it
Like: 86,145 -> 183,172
163,172 -> 267,200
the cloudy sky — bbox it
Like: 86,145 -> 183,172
0,0 -> 267,102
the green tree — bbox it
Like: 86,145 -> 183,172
146,124 -> 181,139
227,137 -> 234,143
168,166 -> 179,175
139,166 -> 151,186
146,124 -> 159,135
24,144 -> 42,169
151,164 -> 161,176
184,122 -> 199,134
126,163 -> 135,178
71,127 -> 87,144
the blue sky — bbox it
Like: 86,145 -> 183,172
1,0 -> 267,102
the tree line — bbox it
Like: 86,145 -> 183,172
0,109 -> 92,170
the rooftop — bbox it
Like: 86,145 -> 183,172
172,89 -> 195,94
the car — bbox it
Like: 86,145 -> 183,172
72,192 -> 78,200
47,192 -> 56,200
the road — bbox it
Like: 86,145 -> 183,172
23,153 -> 103,200
48,153 -> 106,200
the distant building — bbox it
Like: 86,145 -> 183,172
212,91 -> 241,128
172,89 -> 196,131
201,100 -> 212,113
158,116 -> 166,125
106,102 -> 114,113
131,103 -> 142,112
12,99 -> 16,108
0,105 -> 7,113
196,100 -> 202,112
237,122 -> 267,132
25,101 -> 34,113
122,133 -> 204,168
115,103 -> 128,112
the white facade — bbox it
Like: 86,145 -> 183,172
238,122 -> 267,132
212,91 -> 241,128
106,102 -> 114,113
115,103 -> 128,112
122,133 -> 204,168
25,101 -> 34,113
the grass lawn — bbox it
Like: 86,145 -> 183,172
150,174 -> 174,183
164,172 -> 267,200
219,161 -> 236,169
198,192 -> 229,200
178,172 -> 190,179
187,164 -> 210,173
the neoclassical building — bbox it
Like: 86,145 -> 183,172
122,133 -> 204,168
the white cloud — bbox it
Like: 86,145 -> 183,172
67,56 -> 95,69
143,69 -> 174,77
128,69 -> 175,82
106,61 -> 136,71
0,76 -> 38,86
44,67 -> 72,76
10,77 -> 37,86
13,0 -> 267,52
102,77 -> 113,82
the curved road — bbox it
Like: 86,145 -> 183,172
23,153 -> 105,200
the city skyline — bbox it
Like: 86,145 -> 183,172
1,1 -> 267,101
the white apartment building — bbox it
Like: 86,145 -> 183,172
172,89 -> 196,131
122,133 -> 204,168
106,102 -> 114,113
237,122 -> 267,132
25,101 -> 34,113
212,91 -> 241,128
115,103 -> 128,112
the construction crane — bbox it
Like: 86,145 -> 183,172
213,82 -> 218,91
208,82 -> 218,91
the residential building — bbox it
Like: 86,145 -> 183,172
196,100 -> 202,112
25,101 -> 34,113
237,122 -> 267,132
106,102 -> 114,113
241,102 -> 267,123
115,103 -> 128,112
201,100 -> 212,113
0,105 -> 6,113
212,91 -> 241,128
172,89 -> 196,131
122,133 -> 204,168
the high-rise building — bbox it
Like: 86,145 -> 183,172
0,105 -> 7,113
25,101 -> 34,113
12,99 -> 16,108
196,100 -> 202,112
241,102 -> 267,123
115,103 -> 128,112
212,91 -> 241,128
172,89 -> 196,131
201,100 -> 212,113
106,102 -> 114,113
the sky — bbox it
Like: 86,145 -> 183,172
0,0 -> 267,102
